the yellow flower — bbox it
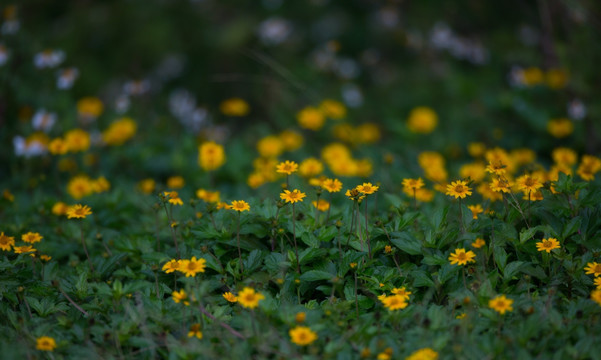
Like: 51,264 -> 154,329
102,117 -> 137,145
350,262 -> 358,269
356,182 -> 379,195
489,177 -> 512,193
179,257 -> 206,277
321,178 -> 343,193
237,287 -> 265,309
187,323 -> 202,339
547,118 -> 573,138
257,135 -> 284,158
407,106 -> 438,134
485,160 -> 507,175
356,123 -> 381,144
289,326 -> 318,346
280,189 -> 306,204
471,238 -> 486,249
0,233 -> 16,251
164,191 -> 183,206
467,204 -> 484,219
516,174 -> 543,194
22,232 -> 43,244
297,106 -> 325,130
67,175 -> 94,199
279,130 -> 304,151
594,277 -> 601,289
591,289 -> 601,307
230,200 -> 250,212
162,259 -> 181,273
91,176 -> 110,193
405,348 -> 439,360
36,336 -> 57,351
198,141 -> 226,171
445,180 -> 472,199
459,162 -> 487,183
523,190 -> 543,201
13,245 -> 35,255
584,262 -> 601,277
319,99 -> 346,119
172,289 -> 190,306
402,178 -> 424,193
138,179 -> 156,194
381,294 -> 408,310
52,202 -> 69,216
48,138 -> 68,155
167,176 -> 185,189
64,128 -> 91,152
312,199 -> 330,212
377,351 -> 391,360
345,188 -> 365,202
552,147 -> 577,166
196,189 -> 220,203
489,295 -> 513,315
40,254 -> 52,262
545,68 -> 569,89
415,188 -> 434,202
299,158 -> 323,178
77,96 -> 104,118
276,160 -> 299,175
536,238 -> 560,253
295,312 -> 306,323
66,204 -> 92,219
384,245 -> 393,254
223,292 -> 238,302
448,248 -> 476,266
456,313 -> 467,320
577,155 -> 601,181
391,287 -> 411,300
219,98 -> 249,116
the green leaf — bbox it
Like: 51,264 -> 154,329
300,270 -> 335,282
412,270 -> 435,287
503,261 -> 525,280
390,233 -> 422,255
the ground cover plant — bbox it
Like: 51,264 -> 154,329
2,1 -> 601,359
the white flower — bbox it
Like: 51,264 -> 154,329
13,136 -> 47,158
57,67 -> 79,89
32,110 -> 57,132
123,80 -> 150,95
257,17 -> 292,46
34,49 -> 65,69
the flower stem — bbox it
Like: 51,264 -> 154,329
236,212 -> 244,274
80,223 -> 95,273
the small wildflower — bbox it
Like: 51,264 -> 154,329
490,177 -> 512,193
384,245 -> 393,254
53,202 -> 69,216
584,262 -> 601,277
467,204 -> 484,219
402,178 -> 425,192
591,290 -> 601,307
536,238 -> 560,253
198,141 -> 226,171
471,238 -> 486,249
321,178 -> 343,193
295,312 -> 306,323
485,161 -> 506,175
172,289 -> 190,306
448,248 -> 476,266
188,324 -> 202,339
230,200 -> 250,212
391,287 -> 411,300
66,204 -> 92,219
489,295 -> 513,314
35,336 -> 57,351
407,106 -> 438,134
40,254 -> 52,262
312,199 -> 330,211
13,245 -> 35,254
289,326 -> 318,346
516,175 -> 543,194
220,98 -> 249,116
381,294 -> 408,310
179,257 -> 206,277
445,180 -> 472,199
280,189 -> 306,204
164,191 -> 183,206
223,292 -> 238,302
405,348 -> 439,360
162,259 -> 180,273
21,232 -> 42,244
237,287 -> 265,309
0,232 -> 15,251
356,182 -> 379,195
276,160 -> 299,175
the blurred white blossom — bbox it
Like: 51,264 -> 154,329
32,110 -> 57,132
34,49 -> 65,69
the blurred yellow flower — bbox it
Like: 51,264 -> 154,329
188,323 -> 202,339
102,117 -> 137,146
67,175 -> 94,199
198,141 -> 225,171
289,326 -> 318,346
237,287 -> 265,309
0,232 -> 15,251
299,158 -> 323,178
407,106 -> 438,134
66,204 -> 92,219
489,295 -> 513,314
319,99 -> 346,119
21,232 -> 42,244
219,98 -> 249,116
77,97 -> 104,118
547,118 -> 573,138
167,176 -> 185,189
297,106 -> 325,131
279,130 -> 304,151
35,336 -> 57,352
257,135 -> 284,158
138,179 -> 156,194
64,129 -> 90,152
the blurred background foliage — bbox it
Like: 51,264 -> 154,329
2,0 -> 600,182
